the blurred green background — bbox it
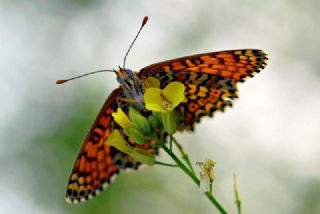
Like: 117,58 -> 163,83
1,0 -> 320,213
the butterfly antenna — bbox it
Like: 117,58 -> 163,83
123,16 -> 148,69
56,69 -> 116,84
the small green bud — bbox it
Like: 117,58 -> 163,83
234,174 -> 241,203
153,112 -> 163,125
129,106 -> 151,134
161,112 -> 168,132
148,111 -> 163,130
129,149 -> 155,165
124,127 -> 147,145
166,110 -> 177,134
160,110 -> 178,134
148,114 -> 160,129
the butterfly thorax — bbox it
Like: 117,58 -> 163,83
116,68 -> 145,111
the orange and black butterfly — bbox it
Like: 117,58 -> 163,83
59,16 -> 268,203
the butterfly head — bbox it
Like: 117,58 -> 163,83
116,67 -> 135,86
116,67 -> 145,110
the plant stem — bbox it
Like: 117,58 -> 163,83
159,138 -> 228,214
234,174 -> 242,214
172,136 -> 196,175
155,161 -> 178,167
236,202 -> 242,214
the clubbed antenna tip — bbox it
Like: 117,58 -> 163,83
142,16 -> 148,27
123,16 -> 149,69
56,79 -> 68,84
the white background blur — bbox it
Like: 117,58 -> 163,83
1,0 -> 320,213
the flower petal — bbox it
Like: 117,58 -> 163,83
144,88 -> 166,112
162,82 -> 185,110
112,108 -> 132,129
144,76 -> 160,89
145,103 -> 167,112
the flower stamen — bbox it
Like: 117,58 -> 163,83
160,92 -> 172,108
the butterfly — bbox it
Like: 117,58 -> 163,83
61,16 -> 268,203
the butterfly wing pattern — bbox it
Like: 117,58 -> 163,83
140,49 -> 268,130
65,88 -> 145,203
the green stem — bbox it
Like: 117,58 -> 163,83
209,183 -> 213,195
155,161 -> 178,167
236,202 -> 242,214
234,174 -> 242,214
172,136 -> 196,175
159,139 -> 228,214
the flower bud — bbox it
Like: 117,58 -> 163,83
129,106 -> 151,134
124,127 -> 147,145
161,111 -> 178,134
234,174 -> 241,203
148,114 -> 160,129
161,113 -> 168,132
166,110 -> 177,134
129,149 -> 155,165
153,112 -> 163,125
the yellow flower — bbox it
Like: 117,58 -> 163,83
144,82 -> 185,112
112,108 -> 132,129
144,81 -> 185,134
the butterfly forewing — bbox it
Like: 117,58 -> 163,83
140,49 -> 268,82
178,80 -> 238,131
140,49 -> 268,130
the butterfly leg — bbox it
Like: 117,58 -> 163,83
116,97 -> 138,107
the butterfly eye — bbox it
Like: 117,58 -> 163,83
125,69 -> 133,78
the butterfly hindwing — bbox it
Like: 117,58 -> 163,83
65,88 -> 142,203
